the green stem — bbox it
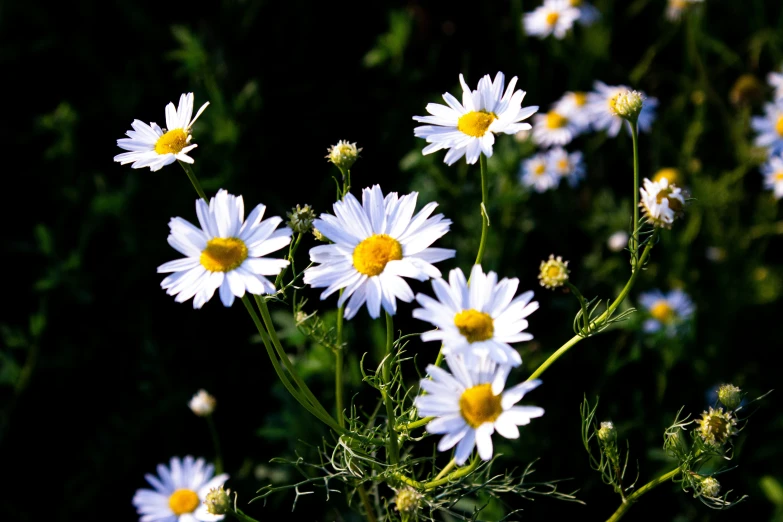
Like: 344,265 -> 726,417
274,232 -> 303,290
383,312 -> 401,464
527,229 -> 659,381
473,153 -> 490,267
565,281 -> 590,334
178,161 -> 208,201
396,416 -> 432,432
357,484 -> 378,522
433,459 -> 457,481
335,293 -> 346,428
232,508 -> 261,522
394,456 -> 480,490
630,122 -> 640,272
605,467 -> 680,522
206,415 -> 224,475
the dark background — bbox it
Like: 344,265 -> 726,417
2,0 -> 783,520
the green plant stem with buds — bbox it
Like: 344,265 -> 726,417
527,228 -> 659,381
605,467 -> 681,522
383,312 -> 401,464
473,153 -> 490,268
274,231 -> 304,290
630,121 -> 640,272
179,161 -> 208,201
206,415 -> 223,474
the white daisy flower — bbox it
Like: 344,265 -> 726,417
520,153 -> 559,193
413,265 -> 538,366
413,72 -> 538,165
414,354 -> 544,465
532,108 -> 580,147
189,389 -> 216,416
158,190 -> 292,309
115,93 -> 209,172
751,100 -> 783,156
133,455 -> 228,522
303,185 -> 455,320
554,91 -> 592,132
523,0 -> 580,39
761,153 -> 783,199
665,0 -> 703,22
768,68 -> 783,101
639,177 -> 685,228
638,289 -> 694,337
570,0 -> 601,25
587,81 -> 658,137
547,147 -> 585,187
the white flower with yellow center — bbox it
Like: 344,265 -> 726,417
638,289 -> 694,337
414,354 -> 544,465
304,185 -> 455,319
532,108 -> 579,147
133,455 -> 228,522
115,93 -> 209,172
587,81 -> 658,137
761,153 -> 783,199
523,0 -> 580,39
639,177 -> 685,228
413,265 -> 538,366
752,100 -> 783,156
158,190 -> 292,309
520,153 -> 558,193
547,147 -> 585,187
413,72 -> 538,165
768,68 -> 783,101
570,0 -> 601,25
554,91 -> 592,131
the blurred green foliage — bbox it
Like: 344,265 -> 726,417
2,0 -> 783,520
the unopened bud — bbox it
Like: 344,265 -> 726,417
610,90 -> 644,122
188,389 -> 216,417
699,476 -> 721,498
394,487 -> 424,514
287,204 -> 316,235
538,254 -> 570,290
717,384 -> 742,411
326,140 -> 361,171
204,486 -> 231,515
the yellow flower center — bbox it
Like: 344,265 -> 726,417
570,0 -> 582,5
546,266 -> 561,278
168,489 -> 200,516
776,115 -> 783,137
545,111 -> 567,130
200,237 -> 249,272
573,92 -> 587,106
670,0 -> 686,9
454,309 -> 494,343
352,234 -> 403,276
457,111 -> 497,137
650,300 -> 674,323
653,168 -> 679,184
556,158 -> 570,172
155,128 -> 189,155
775,171 -> 783,181
545,12 -> 560,26
655,187 -> 683,212
534,163 -> 547,176
459,383 -> 503,428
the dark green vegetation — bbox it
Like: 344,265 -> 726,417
2,0 -> 783,520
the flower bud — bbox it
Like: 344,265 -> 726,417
326,140 -> 361,170
312,227 -> 327,242
204,486 -> 231,515
697,407 -> 737,447
699,476 -> 721,498
538,254 -> 570,290
188,389 -> 216,416
610,90 -> 644,122
287,204 -> 316,235
717,384 -> 742,411
597,421 -> 616,443
393,487 -> 424,514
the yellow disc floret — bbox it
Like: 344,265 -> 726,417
650,300 -> 674,323
155,128 -> 189,155
573,92 -> 587,106
169,489 -> 200,516
534,163 -> 547,176
353,234 -> 403,276
698,407 -> 737,447
776,115 -> 783,137
556,158 -> 570,172
460,383 -> 503,428
775,172 -> 783,182
454,309 -> 494,343
545,111 -> 568,129
457,111 -> 497,137
545,12 -> 560,26
200,237 -> 249,273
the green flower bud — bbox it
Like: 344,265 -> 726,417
326,140 -> 361,170
609,90 -> 644,122
717,384 -> 742,411
204,486 -> 231,515
699,476 -> 721,498
287,204 -> 317,235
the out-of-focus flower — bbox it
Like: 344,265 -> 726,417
524,0 -> 580,39
554,91 -> 592,132
751,99 -> 783,156
532,109 -> 580,147
548,147 -> 585,187
570,0 -> 601,25
768,68 -> 783,101
415,354 -> 544,465
413,72 -> 537,165
639,177 -> 686,228
607,231 -> 629,252
304,185 -> 454,319
761,153 -> 783,199
189,389 -> 216,416
638,289 -> 695,337
665,0 -> 703,22
653,168 -> 680,185
520,153 -> 558,193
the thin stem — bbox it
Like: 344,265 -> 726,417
393,456 -> 480,490
356,484 -> 378,522
396,416 -> 433,432
383,312 -> 401,464
335,293 -> 346,428
206,415 -> 224,475
605,467 -> 680,522
433,459 -> 457,481
274,232 -> 303,289
178,161 -> 208,201
527,229 -> 659,381
232,509 -> 261,522
630,122 -> 640,272
473,153 -> 490,267
565,281 -> 590,334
